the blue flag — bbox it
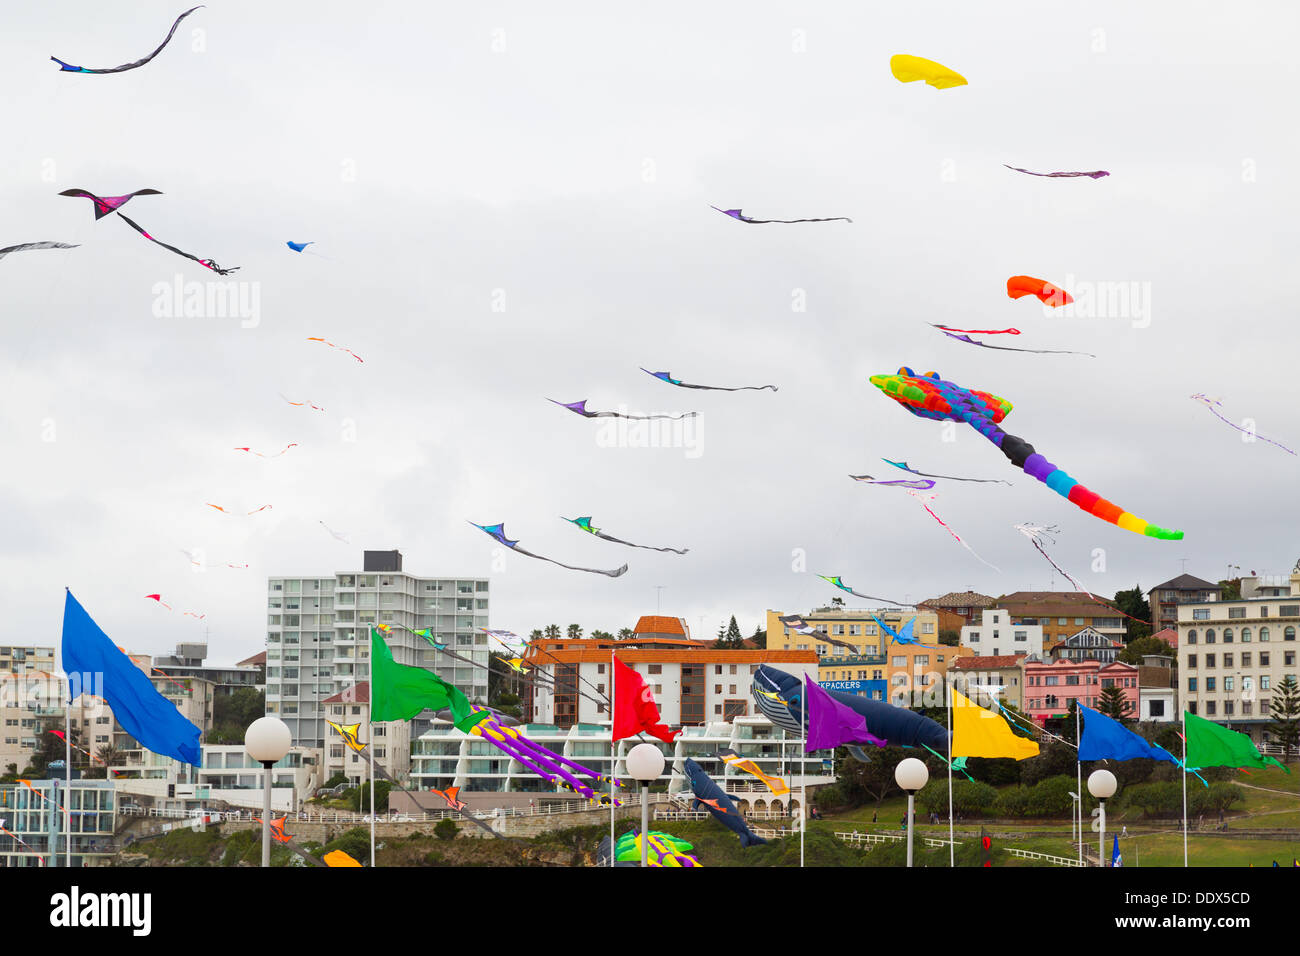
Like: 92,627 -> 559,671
1112,834 -> 1122,868
61,590 -> 201,766
1078,704 -> 1177,764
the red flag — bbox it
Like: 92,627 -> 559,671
612,657 -> 679,744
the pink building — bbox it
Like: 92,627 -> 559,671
1022,658 -> 1140,724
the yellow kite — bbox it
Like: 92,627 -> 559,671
951,689 -> 1039,760
890,55 -> 968,90
323,849 -> 363,867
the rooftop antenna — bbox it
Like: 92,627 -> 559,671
1180,558 -> 1188,573
655,585 -> 665,614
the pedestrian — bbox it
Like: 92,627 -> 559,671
1121,825 -> 1127,837
871,809 -> 878,823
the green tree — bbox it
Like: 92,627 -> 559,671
750,626 -> 767,650
206,688 -> 266,744
1268,675 -> 1300,762
617,628 -> 633,641
1097,684 -> 1133,722
434,819 -> 458,841
544,624 -> 562,639
938,629 -> 961,647
1218,578 -> 1242,601
1113,585 -> 1151,641
566,624 -> 584,639
590,630 -> 613,641
529,629 -> 543,641
712,616 -> 746,649
1118,635 -> 1177,664
353,780 -> 392,813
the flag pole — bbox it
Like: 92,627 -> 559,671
800,670 -> 806,869
1181,709 -> 1188,868
609,647 -> 615,868
947,677 -> 954,867
65,675 -> 72,868
1076,705 -> 1083,866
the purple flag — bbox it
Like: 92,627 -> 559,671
804,679 -> 886,753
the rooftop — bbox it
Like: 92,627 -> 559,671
950,654 -> 1026,670
996,592 -> 1120,616
632,615 -> 691,638
922,591 -> 997,609
1150,574 -> 1218,592
323,681 -> 369,704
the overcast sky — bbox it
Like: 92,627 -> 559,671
3,1 -> 1298,666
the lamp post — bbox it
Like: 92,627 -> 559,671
1068,790 -> 1080,849
625,743 -> 665,867
895,757 -> 929,868
1087,769 -> 1117,867
245,716 -> 291,868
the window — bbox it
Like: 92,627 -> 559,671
1205,701 -> 1217,715
1224,677 -> 1234,692
1228,607 -> 1246,619
969,632 -> 980,642
1223,700 -> 1235,716
1287,627 -> 1297,642
1261,652 -> 1271,666
1281,606 -> 1300,617
1205,630 -> 1216,644
1188,702 -> 1198,715
1045,676 -> 1059,686
1187,630 -> 1197,644
715,685 -> 722,695
891,656 -> 906,667
1242,652 -> 1252,666
597,663 -> 605,674
1287,652 -> 1297,667
849,625 -> 860,636
1261,628 -> 1271,642
1193,608 -> 1210,620
1206,654 -> 1216,668
1242,628 -> 1252,643
1225,653 -> 1235,668
1015,631 -> 1027,641
1223,629 -> 1234,643
648,664 -> 662,674
1206,678 -> 1216,691
1188,655 -> 1197,668
1262,675 -> 1271,690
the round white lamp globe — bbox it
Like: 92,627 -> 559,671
245,715 -> 292,765
1087,768 -> 1118,800
625,743 -> 666,783
895,757 -> 930,792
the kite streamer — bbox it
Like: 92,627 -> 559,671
279,394 -> 325,411
849,474 -> 936,490
548,398 -> 696,421
904,487 -> 1001,571
59,187 -> 161,219
0,821 -> 45,864
934,326 -> 1095,358
234,443 -> 298,458
180,549 -> 247,569
1191,394 -> 1295,456
890,54 -> 967,89
307,337 -> 364,363
935,326 -> 1020,336
640,368 -> 777,392
711,205 -> 851,224
1007,275 -> 1073,306
51,6 -> 202,73
777,614 -> 859,654
816,575 -> 913,607
470,521 -> 627,577
206,503 -> 272,516
1013,524 -> 1096,597
319,521 -> 350,543
116,212 -> 238,275
146,594 -> 205,620
871,367 -> 1183,539
883,458 -> 1011,485
0,241 -> 78,263
1004,165 -> 1109,179
562,516 -> 688,554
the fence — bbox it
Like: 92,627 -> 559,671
118,798 -> 648,826
1004,847 -> 1085,867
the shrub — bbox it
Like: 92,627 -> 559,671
994,787 -> 1031,818
918,779 -> 997,816
1025,775 -> 1076,817
434,819 -> 458,841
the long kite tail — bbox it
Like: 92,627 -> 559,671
947,389 -> 1182,539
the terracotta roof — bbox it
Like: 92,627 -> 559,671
922,591 -> 997,609
950,654 -> 1026,670
1025,657 -> 1135,670
1152,627 -> 1178,647
323,681 -> 369,704
997,592 -> 1119,616
633,615 -> 690,637
236,650 -> 266,667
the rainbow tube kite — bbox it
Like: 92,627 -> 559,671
869,367 -> 1183,540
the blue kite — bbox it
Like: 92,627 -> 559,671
683,759 -> 767,847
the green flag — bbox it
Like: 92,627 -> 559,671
1184,711 -> 1289,773
370,628 -> 486,731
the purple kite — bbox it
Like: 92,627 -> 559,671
548,398 -> 696,421
1004,165 -> 1109,179
711,206 -> 852,224
804,680 -> 887,753
470,521 -> 628,577
469,711 -> 618,800
60,188 -> 162,219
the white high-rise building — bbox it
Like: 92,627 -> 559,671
266,550 -> 491,749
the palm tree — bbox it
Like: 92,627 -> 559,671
529,629 -> 543,641
567,624 -> 584,639
543,624 -> 562,639
617,628 -> 633,641
95,744 -> 122,779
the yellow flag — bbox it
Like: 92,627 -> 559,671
951,689 -> 1039,760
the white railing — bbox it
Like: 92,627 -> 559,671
1005,847 -> 1085,867
120,799 -> 640,826
654,810 -> 709,821
836,831 -> 903,846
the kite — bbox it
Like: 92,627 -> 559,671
640,368 -> 777,392
870,367 -> 1184,539
467,708 -> 614,798
145,594 -> 205,619
307,337 -> 363,363
1191,393 -> 1295,456
48,729 -> 105,765
548,398 -> 696,421
500,656 -> 531,675
934,326 -> 1020,335
1004,165 -> 1109,179
323,850 -> 363,867
710,206 -> 851,224
1007,275 -> 1073,306
18,779 -> 66,814
934,326 -> 1095,358
404,625 -> 447,649
51,6 -> 202,73
0,241 -> 78,263
869,613 -> 944,651
890,54 -> 967,89
319,521 -> 350,543
280,394 -> 325,411
776,614 -> 858,654
206,503 -> 272,516
115,212 -> 238,275
59,187 -> 162,219
883,458 -> 1011,485
716,748 -> 789,797
562,516 -> 688,555
234,443 -> 298,458
470,521 -> 628,577
901,486 -> 1001,570
849,474 -> 936,490
252,815 -> 326,866
0,819 -> 45,864
599,830 -> 701,867
429,785 -> 467,811
287,241 -> 314,252
179,549 -> 247,569
683,759 -> 767,847
1013,523 -> 1097,597
751,665 -> 950,752
817,575 -> 913,607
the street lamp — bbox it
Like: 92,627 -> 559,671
895,757 -> 929,868
1087,769 -> 1117,867
1068,791 -> 1081,853
245,716 -> 291,868
625,743 -> 665,868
